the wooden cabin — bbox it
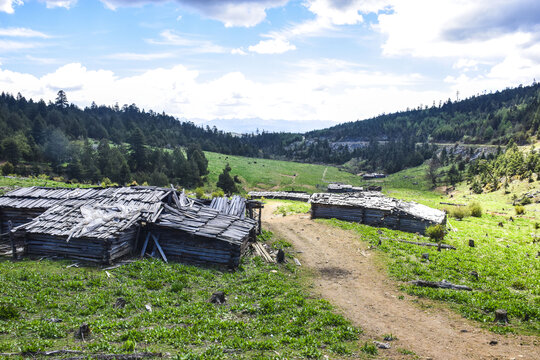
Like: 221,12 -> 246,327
310,192 -> 446,234
0,186 -> 257,266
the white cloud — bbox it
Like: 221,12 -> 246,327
148,30 -> 227,53
248,36 -> 296,54
0,27 -> 50,38
231,48 -> 247,55
0,61 -> 445,124
0,39 -> 40,52
0,0 -> 23,14
105,52 -> 175,61
40,0 -> 77,9
100,0 -> 288,27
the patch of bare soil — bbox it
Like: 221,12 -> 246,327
262,201 -> 540,360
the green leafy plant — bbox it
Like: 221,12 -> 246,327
468,202 -> 482,217
425,224 -> 446,242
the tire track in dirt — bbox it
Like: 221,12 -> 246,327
263,201 -> 539,360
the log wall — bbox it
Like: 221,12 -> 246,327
148,226 -> 245,267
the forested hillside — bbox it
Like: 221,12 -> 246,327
1,82 -> 540,186
0,91 -> 257,187
307,83 -> 540,144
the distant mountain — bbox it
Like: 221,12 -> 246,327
199,118 -> 333,134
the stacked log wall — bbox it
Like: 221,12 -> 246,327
148,227 -> 244,267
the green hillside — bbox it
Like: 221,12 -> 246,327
204,151 -> 363,193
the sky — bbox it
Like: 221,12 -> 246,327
0,0 -> 540,132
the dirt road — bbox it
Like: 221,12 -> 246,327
263,202 -> 539,360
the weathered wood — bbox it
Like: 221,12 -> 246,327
140,232 -> 151,258
409,280 -> 472,291
494,309 -> 509,324
151,234 -> 167,263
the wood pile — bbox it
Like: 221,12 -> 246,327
310,192 -> 446,234
248,191 -> 311,202
209,195 -> 246,218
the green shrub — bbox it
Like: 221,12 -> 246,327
468,202 -> 482,217
2,162 -> 14,176
520,197 -> 532,205
194,187 -> 205,199
425,224 -> 446,242
0,303 -> 20,320
360,342 -> 378,355
210,190 -> 224,198
449,206 -> 468,220
144,280 -> 163,291
515,205 -> 525,215
471,180 -> 483,194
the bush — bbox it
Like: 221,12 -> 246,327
425,224 -> 446,242
520,197 -> 532,205
448,206 -> 468,220
2,162 -> 14,176
194,187 -> 205,199
471,180 -> 483,194
0,303 -> 19,320
210,190 -> 225,198
515,205 -> 525,215
360,342 -> 378,355
468,202 -> 482,217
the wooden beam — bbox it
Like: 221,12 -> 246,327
140,232 -> 151,258
152,234 -> 167,263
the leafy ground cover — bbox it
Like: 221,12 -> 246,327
274,200 -> 311,216
204,151 -> 363,194
0,235 -> 363,359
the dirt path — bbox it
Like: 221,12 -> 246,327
263,202 -> 539,360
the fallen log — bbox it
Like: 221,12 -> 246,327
396,238 -> 456,250
440,202 -> 466,207
409,279 -> 472,291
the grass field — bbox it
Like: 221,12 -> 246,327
0,233 -> 365,359
204,151 -> 363,194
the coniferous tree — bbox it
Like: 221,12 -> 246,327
217,163 -> 237,194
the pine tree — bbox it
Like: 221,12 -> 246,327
55,90 -> 68,108
217,163 -> 237,194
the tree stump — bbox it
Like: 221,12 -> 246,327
75,323 -> 91,340
421,253 -> 429,260
468,239 -> 475,247
470,271 -> 479,280
494,309 -> 508,324
113,297 -> 126,309
276,249 -> 285,263
210,291 -> 226,304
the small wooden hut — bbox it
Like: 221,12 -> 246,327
149,204 -> 256,267
310,192 -> 446,234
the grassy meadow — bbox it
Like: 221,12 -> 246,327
0,236 -> 365,359
204,151 -> 363,194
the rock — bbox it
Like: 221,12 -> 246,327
75,323 -> 91,340
45,318 -> 62,323
421,253 -> 429,260
210,291 -> 226,304
294,258 -> 302,266
373,341 -> 391,349
145,304 -> 152,312
113,297 -> 126,309
489,340 -> 498,346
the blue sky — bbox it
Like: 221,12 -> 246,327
1,0 -> 539,132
